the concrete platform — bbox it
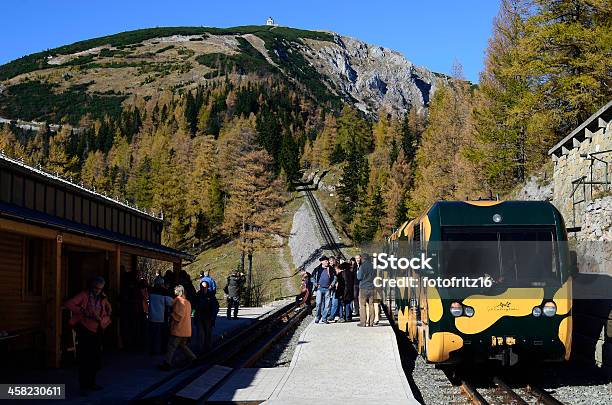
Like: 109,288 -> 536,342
176,365 -> 233,400
207,316 -> 418,405
266,317 -> 418,405
1,303 -> 290,404
207,368 -> 288,403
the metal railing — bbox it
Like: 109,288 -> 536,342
570,149 -> 612,230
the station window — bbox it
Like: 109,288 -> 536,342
75,195 -> 82,223
82,198 -> 90,225
12,175 -> 23,206
45,185 -> 55,215
112,208 -> 118,232
91,201 -> 98,227
35,182 -> 45,211
56,190 -> 65,218
24,179 -> 35,209
65,192 -> 74,221
118,211 -> 124,234
99,204 -> 105,230
0,171 -> 10,202
24,238 -> 43,297
105,206 -> 112,231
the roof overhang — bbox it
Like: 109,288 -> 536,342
0,202 -> 192,262
548,100 -> 612,157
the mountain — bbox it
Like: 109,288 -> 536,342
0,25 -> 442,124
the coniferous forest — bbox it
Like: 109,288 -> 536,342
0,0 -> 610,251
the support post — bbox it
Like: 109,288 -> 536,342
110,246 -> 122,348
173,261 -> 182,274
46,234 -> 62,368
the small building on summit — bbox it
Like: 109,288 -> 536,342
266,16 -> 278,27
0,153 -> 191,368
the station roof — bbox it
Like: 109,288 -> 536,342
0,200 -> 192,260
0,153 -> 193,262
0,153 -> 160,221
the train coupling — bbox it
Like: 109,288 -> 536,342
493,346 -> 519,366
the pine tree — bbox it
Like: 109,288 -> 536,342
223,148 -> 286,302
0,125 -> 27,160
517,0 -> 612,135
127,156 -> 155,210
337,139 -> 369,222
81,150 -> 109,192
47,126 -> 79,178
336,106 -> 372,154
410,69 -> 482,215
312,115 -> 338,167
468,0 -> 532,193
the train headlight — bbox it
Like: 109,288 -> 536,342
543,302 -> 557,317
532,307 -> 542,317
450,302 -> 463,317
492,214 -> 502,223
463,306 -> 475,317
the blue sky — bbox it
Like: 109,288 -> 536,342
0,0 -> 500,83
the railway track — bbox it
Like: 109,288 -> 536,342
459,376 -> 565,405
130,299 -> 306,404
304,189 -> 346,260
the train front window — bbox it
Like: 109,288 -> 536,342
441,227 -> 559,284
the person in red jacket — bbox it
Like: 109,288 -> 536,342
64,276 -> 112,395
159,285 -> 197,370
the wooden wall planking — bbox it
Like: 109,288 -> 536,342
0,231 -> 42,331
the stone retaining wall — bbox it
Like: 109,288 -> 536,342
552,121 -> 612,228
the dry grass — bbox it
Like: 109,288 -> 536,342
184,191 -> 303,304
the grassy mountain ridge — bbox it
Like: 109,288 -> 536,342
0,26 -> 333,81
0,26 -> 341,124
0,25 -> 440,125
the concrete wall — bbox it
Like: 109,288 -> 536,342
552,121 -> 612,228
549,115 -> 612,372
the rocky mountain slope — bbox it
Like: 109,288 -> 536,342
0,25 -> 443,123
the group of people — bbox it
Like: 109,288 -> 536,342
301,253 -> 380,327
64,267 -> 246,395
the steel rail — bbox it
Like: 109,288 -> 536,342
130,300 -> 299,403
493,377 -> 528,405
304,189 -> 345,260
526,384 -> 565,405
460,380 -> 489,405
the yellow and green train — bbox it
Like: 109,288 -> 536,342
387,200 -> 573,366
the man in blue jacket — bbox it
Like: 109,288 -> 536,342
312,256 -> 334,324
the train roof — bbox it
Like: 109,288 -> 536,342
428,200 -> 562,226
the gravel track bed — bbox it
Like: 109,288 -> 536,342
410,357 -> 612,404
254,313 -> 314,368
410,356 -> 461,404
527,362 -> 612,405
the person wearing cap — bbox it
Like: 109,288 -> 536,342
312,256 -> 334,323
224,269 -> 245,319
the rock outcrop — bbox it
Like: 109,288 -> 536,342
303,34 -> 444,117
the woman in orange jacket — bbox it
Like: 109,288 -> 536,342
159,284 -> 197,370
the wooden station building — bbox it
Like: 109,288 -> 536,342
0,153 -> 190,368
